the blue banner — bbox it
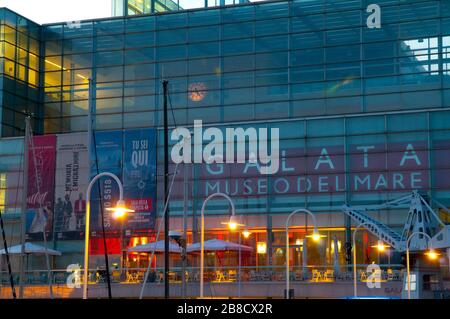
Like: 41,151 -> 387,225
90,130 -> 123,232
90,129 -> 156,233
123,128 -> 157,230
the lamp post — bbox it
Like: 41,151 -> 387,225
285,208 -> 323,299
83,172 -> 133,300
237,223 -> 251,298
200,192 -> 238,299
405,231 -> 435,300
225,214 -> 246,298
352,222 -> 388,298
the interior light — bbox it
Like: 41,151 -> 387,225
257,242 -> 267,254
242,229 -> 251,238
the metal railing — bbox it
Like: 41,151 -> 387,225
0,264 -> 410,286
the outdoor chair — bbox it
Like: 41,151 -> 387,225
96,273 -> 106,283
289,271 -> 296,281
119,272 -> 127,282
311,269 -> 322,282
260,271 -> 271,281
241,270 -> 250,281
335,271 -> 345,281
136,272 -> 144,283
249,270 -> 259,281
302,269 -> 311,280
323,270 -> 334,281
214,270 -> 225,282
359,270 -> 367,282
386,269 -> 394,281
193,271 -> 200,282
227,270 -> 236,282
143,271 -> 156,283
54,272 -> 65,284
157,271 -> 164,283
126,272 -> 136,283
277,272 -> 286,281
294,271 -> 303,281
26,273 -> 34,284
40,272 -> 49,284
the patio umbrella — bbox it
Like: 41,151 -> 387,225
187,239 -> 253,253
128,240 -> 182,253
333,236 -> 340,275
0,242 -> 61,256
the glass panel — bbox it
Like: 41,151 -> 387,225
125,32 -> 154,48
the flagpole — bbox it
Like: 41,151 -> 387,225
18,117 -> 31,298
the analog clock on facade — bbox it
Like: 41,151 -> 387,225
188,82 -> 206,102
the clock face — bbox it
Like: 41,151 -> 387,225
188,82 -> 206,102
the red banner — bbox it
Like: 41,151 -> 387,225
26,135 -> 57,237
27,135 -> 57,208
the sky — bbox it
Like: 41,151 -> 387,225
0,0 -> 267,25
0,0 -> 112,24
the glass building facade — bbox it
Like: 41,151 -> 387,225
0,9 -> 41,136
0,0 -> 450,272
112,0 -> 251,16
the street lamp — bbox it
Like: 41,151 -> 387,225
106,199 -> 134,219
352,222 -> 388,298
107,199 -> 132,279
200,192 -> 237,299
285,208 -> 324,299
371,240 -> 389,253
222,214 -> 246,298
83,172 -> 134,300
168,230 -> 187,298
405,231 -> 437,300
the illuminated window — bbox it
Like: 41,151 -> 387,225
0,173 -> 6,212
29,69 -> 38,87
4,43 -> 16,60
4,59 -> 15,77
17,64 -> 26,81
257,242 -> 267,254
405,274 -> 417,291
18,48 -> 27,65
29,53 -> 39,70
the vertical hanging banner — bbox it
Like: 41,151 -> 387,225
90,129 -> 157,235
53,132 -> 89,240
123,128 -> 157,230
26,135 -> 57,240
90,130 -> 123,233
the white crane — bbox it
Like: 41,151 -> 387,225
342,190 -> 450,252
343,190 -> 450,298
